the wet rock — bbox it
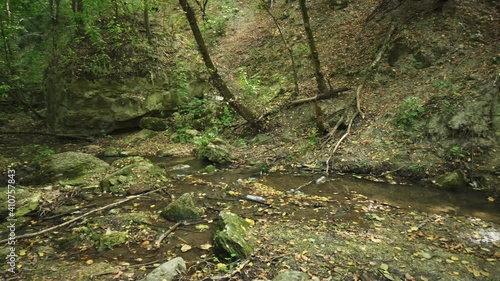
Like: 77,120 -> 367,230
161,193 -> 201,222
41,152 -> 109,185
201,164 -> 217,173
100,156 -> 166,195
213,211 -> 254,260
198,138 -> 235,164
273,270 -> 309,281
139,117 -> 169,131
434,170 -> 467,191
139,257 -> 186,281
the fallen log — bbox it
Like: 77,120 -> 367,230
288,87 -> 350,106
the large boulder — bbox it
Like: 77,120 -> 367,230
41,152 -> 109,185
434,170 -> 467,191
161,193 -> 201,222
213,211 -> 254,260
139,257 -> 186,281
273,270 -> 309,281
100,156 -> 167,195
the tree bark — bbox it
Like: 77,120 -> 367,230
298,0 -> 329,133
178,0 -> 260,128
298,0 -> 328,94
144,0 -> 152,44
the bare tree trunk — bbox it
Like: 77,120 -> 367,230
298,0 -> 328,133
298,0 -> 327,94
178,0 -> 261,129
144,0 -> 152,44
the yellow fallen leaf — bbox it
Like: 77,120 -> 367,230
487,196 -> 495,202
86,259 -> 94,265
19,250 -> 27,256
199,244 -> 212,250
38,252 -> 44,257
245,218 -> 255,226
181,244 -> 192,252
450,256 -> 459,261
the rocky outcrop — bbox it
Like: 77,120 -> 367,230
213,211 -> 254,260
44,76 -> 209,136
161,193 -> 201,222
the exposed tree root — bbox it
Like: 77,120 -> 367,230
325,24 -> 397,174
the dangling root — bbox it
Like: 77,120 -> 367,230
325,24 -> 397,175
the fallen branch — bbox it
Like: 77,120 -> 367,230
0,131 -> 93,141
40,203 -> 98,221
288,87 -> 350,106
154,221 -> 184,248
0,187 -> 168,244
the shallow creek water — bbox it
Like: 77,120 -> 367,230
156,157 -> 500,224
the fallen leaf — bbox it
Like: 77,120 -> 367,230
181,244 -> 192,252
199,243 -> 212,250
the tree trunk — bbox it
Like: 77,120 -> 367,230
144,0 -> 152,44
298,0 -> 327,94
298,0 -> 328,133
178,0 -> 260,129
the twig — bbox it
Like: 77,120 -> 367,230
378,165 -> 404,176
40,203 -> 98,221
154,221 -> 184,248
0,187 -> 168,244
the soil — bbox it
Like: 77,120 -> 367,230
0,0 -> 499,280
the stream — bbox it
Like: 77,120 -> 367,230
156,156 -> 500,224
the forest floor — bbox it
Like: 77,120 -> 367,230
1,0 -> 499,280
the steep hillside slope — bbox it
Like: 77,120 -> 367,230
211,0 -> 499,189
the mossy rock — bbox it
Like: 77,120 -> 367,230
100,156 -> 166,194
198,139 -> 235,164
97,230 -> 128,252
161,193 -> 201,222
434,170 -> 467,191
213,211 -> 254,260
41,152 -> 109,185
201,164 -> 217,173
